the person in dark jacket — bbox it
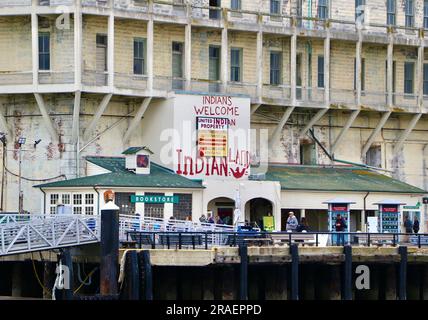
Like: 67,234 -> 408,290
296,217 -> 309,232
404,216 -> 413,234
413,216 -> 420,234
334,214 -> 347,245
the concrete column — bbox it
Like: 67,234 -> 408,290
256,15 -> 263,99
417,42 -> 424,109
290,25 -> 297,105
361,209 -> 366,232
31,11 -> 39,86
387,35 -> 394,107
184,23 -> 192,91
164,192 -> 174,219
147,19 -> 154,93
107,12 -> 115,88
324,30 -> 330,106
221,27 -> 228,93
300,209 -> 306,218
355,31 -> 362,107
74,0 -> 82,89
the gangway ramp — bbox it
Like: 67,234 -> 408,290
0,214 -> 100,257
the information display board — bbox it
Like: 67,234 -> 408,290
379,204 -> 400,233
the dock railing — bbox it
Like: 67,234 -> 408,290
124,230 -> 428,250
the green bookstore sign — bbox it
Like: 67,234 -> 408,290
130,195 -> 179,204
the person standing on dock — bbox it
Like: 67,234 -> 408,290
286,212 -> 298,232
334,214 -> 347,246
413,216 -> 420,234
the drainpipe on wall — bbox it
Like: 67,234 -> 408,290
40,188 -> 46,215
93,186 -> 100,216
362,191 -> 370,232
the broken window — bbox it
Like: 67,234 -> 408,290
365,145 -> 382,168
300,141 -> 317,165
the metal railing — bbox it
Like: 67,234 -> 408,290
124,230 -> 428,250
118,214 -> 235,241
0,214 -> 100,256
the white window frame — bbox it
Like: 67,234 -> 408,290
47,192 -> 96,215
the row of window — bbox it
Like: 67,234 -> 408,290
37,32 -> 426,94
242,0 -> 428,29
49,193 -> 95,215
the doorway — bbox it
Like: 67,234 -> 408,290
115,192 -> 135,216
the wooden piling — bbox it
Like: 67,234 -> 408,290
343,245 -> 352,300
139,250 -> 153,300
100,202 -> 119,296
290,244 -> 299,300
398,246 -> 407,300
239,244 -> 248,300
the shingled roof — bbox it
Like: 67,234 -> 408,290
35,157 -> 204,189
264,165 -> 426,194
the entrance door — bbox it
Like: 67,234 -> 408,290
115,192 -> 135,216
217,208 -> 233,225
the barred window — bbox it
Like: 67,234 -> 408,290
230,48 -> 242,82
270,52 -> 282,85
318,56 -> 324,88
173,194 -> 192,221
134,38 -> 146,75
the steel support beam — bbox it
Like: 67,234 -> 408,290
34,94 -> 59,143
71,91 -> 81,144
393,113 -> 422,155
361,111 -> 391,156
299,108 -> 328,138
331,110 -> 360,154
269,106 -> 295,148
83,94 -> 112,140
123,97 -> 152,143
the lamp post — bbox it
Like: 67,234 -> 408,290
17,137 -> 26,214
15,137 -> 42,214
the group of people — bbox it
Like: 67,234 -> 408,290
285,211 -> 310,232
404,215 -> 420,234
198,213 -> 228,225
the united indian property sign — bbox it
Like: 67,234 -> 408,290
173,94 -> 251,180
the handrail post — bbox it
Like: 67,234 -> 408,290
178,232 -> 182,249
239,243 -> 248,300
205,232 -> 208,250
316,233 -> 319,247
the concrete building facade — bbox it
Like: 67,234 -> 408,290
0,0 -> 427,231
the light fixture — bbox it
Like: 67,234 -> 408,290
18,137 -> 26,146
34,139 -> 42,148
